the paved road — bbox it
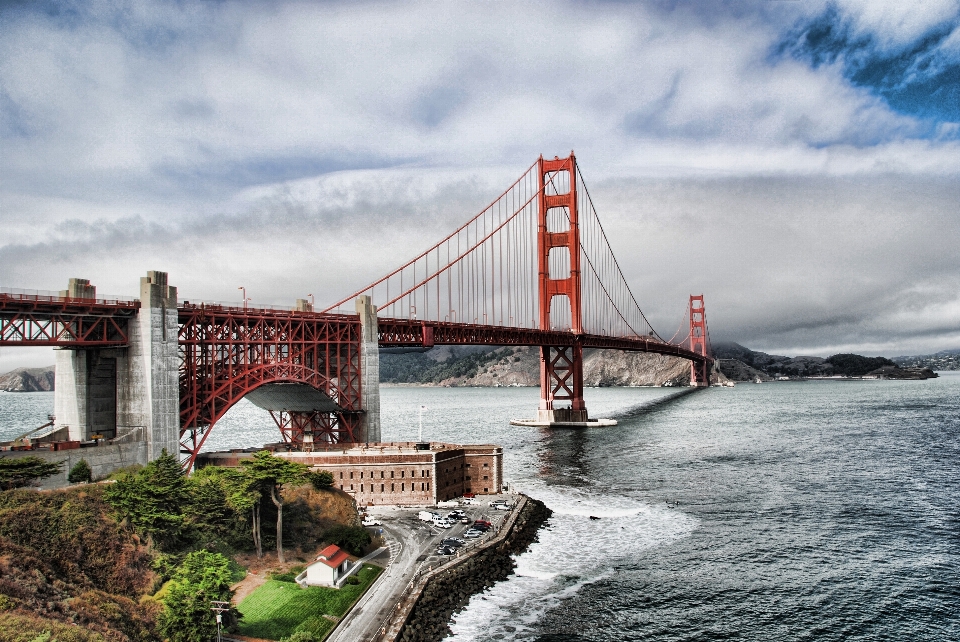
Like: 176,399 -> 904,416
327,497 -> 514,642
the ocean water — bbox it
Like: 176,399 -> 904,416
1,376 -> 958,640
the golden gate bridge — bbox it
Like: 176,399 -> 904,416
1,153 -> 713,468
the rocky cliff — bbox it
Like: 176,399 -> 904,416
423,346 -> 698,387
0,366 -> 55,392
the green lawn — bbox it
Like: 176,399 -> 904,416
236,564 -> 383,640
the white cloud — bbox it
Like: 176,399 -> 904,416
1,1 -> 959,359
833,0 -> 960,49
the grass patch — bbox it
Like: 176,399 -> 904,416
236,565 -> 382,640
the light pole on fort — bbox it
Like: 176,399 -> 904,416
238,286 -> 247,310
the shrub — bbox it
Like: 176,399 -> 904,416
269,565 -> 306,583
321,525 -> 371,556
68,459 -> 92,484
307,470 -> 334,490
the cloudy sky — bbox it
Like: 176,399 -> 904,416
2,0 -> 959,370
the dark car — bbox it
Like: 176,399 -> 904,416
441,538 -> 464,547
436,546 -> 456,556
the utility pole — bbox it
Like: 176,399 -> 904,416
211,600 -> 230,642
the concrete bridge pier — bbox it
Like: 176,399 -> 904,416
54,272 -> 180,460
356,295 -> 381,443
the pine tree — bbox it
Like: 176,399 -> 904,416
0,456 -> 64,490
240,451 -> 309,563
104,449 -> 188,548
68,458 -> 92,484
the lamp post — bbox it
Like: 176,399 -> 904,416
238,286 -> 247,310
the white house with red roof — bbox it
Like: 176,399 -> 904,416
301,544 -> 352,587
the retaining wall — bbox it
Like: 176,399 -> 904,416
384,494 -> 552,642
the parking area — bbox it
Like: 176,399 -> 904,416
361,493 -> 518,568
326,493 -> 519,642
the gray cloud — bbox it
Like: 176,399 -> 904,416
1,0 -> 959,364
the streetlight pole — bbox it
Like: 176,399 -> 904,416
238,286 -> 247,310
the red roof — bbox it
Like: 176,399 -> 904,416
316,544 -> 349,569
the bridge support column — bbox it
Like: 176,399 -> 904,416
689,294 -> 710,387
54,279 -> 118,442
357,295 -> 381,443
537,345 -> 588,423
116,271 -> 180,460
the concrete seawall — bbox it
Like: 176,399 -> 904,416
380,494 -> 552,642
0,440 -> 147,489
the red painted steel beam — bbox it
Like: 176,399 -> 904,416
0,293 -> 139,346
377,319 -> 713,367
176,303 -> 364,468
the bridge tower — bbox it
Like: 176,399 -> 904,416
689,294 -> 710,387
536,153 -> 589,423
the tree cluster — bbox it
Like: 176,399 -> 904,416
825,353 -> 896,377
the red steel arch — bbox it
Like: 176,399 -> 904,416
178,304 -> 363,467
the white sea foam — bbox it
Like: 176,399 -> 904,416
444,482 -> 697,640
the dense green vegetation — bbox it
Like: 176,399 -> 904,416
321,524 -> 372,556
825,353 -> 896,376
0,450 -> 358,641
237,565 -> 382,640
0,456 -> 63,490
380,347 -> 508,383
157,550 -> 239,642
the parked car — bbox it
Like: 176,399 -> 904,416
460,517 -> 472,524
433,518 -> 454,528
493,503 -> 511,511
362,516 -> 382,526
419,510 -> 440,522
441,538 -> 464,548
464,529 -> 482,538
474,519 -> 492,527
437,500 -> 460,508
462,493 -> 476,498
436,546 -> 456,556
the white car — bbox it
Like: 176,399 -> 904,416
362,517 -> 382,526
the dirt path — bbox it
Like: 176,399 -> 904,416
231,568 -> 270,605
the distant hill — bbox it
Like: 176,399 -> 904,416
0,366 -> 55,392
713,343 -> 935,380
380,345 -> 699,387
892,349 -> 960,371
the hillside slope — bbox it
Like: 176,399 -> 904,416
0,366 -> 55,392
382,345 -> 699,387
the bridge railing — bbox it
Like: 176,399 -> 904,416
0,287 -> 139,308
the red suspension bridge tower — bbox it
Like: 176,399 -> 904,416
536,154 -> 589,424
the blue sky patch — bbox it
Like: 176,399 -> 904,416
776,6 -> 960,128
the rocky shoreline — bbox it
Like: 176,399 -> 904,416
393,496 -> 552,642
